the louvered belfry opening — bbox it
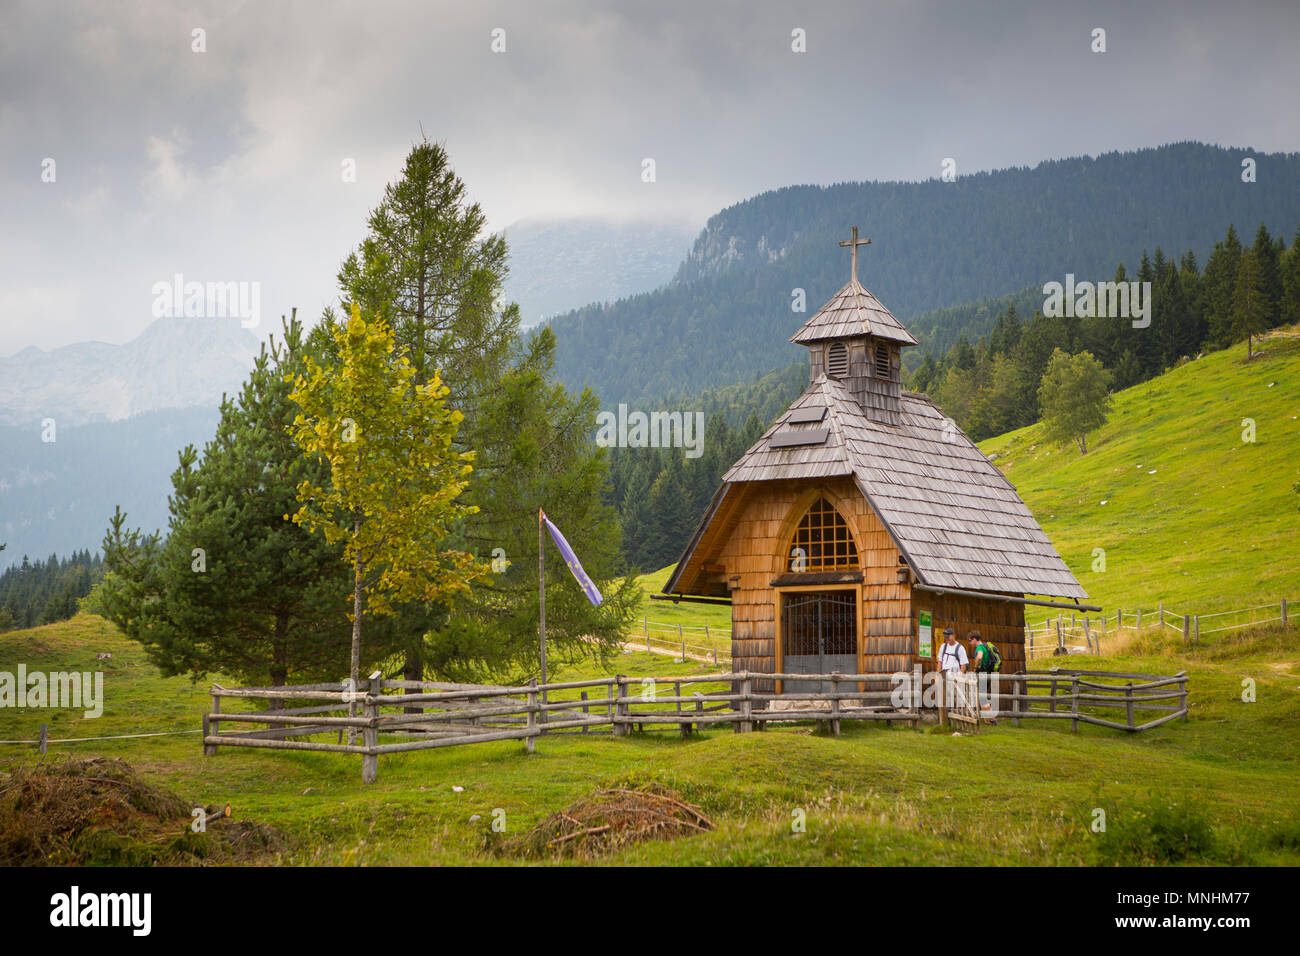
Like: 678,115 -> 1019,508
826,342 -> 848,378
874,341 -> 892,379
789,497 -> 860,572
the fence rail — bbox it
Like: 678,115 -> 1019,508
630,617 -> 730,664
1024,598 -> 1291,658
200,668 -> 1189,782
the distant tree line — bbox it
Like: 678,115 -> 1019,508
910,222 -> 1300,441
0,549 -> 103,631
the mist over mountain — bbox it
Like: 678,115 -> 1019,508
0,407 -> 220,570
503,217 -> 697,326
0,317 -> 261,427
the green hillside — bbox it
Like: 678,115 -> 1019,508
981,328 -> 1300,623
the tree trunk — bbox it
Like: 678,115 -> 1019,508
268,613 -> 289,727
349,517 -> 363,745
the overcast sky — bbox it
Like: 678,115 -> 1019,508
3,0 -> 1299,354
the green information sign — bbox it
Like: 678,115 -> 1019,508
918,610 -> 933,658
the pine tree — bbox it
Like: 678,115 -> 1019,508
1232,249 -> 1270,359
1251,223 -> 1282,330
1203,225 -> 1243,347
99,315 -> 360,687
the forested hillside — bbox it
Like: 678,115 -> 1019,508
0,549 -> 102,631
548,143 -> 1300,405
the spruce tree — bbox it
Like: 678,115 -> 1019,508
1232,249 -> 1270,359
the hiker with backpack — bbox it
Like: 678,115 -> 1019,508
969,630 -> 1002,722
970,631 -> 1002,674
938,627 -> 968,673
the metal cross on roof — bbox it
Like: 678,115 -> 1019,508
838,226 -> 871,283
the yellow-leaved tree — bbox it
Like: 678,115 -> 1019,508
288,304 -> 485,710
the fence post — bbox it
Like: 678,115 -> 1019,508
704,625 -> 710,643
740,674 -> 753,733
204,693 -> 221,756
829,672 -> 842,737
1070,676 -> 1079,733
614,675 -> 628,737
938,672 -> 949,728
1055,620 -> 1063,653
1083,618 -> 1093,654
1048,678 -> 1057,714
680,624 -> 686,661
1011,676 -> 1021,728
1158,601 -> 1163,626
1182,614 -> 1190,644
712,648 -> 718,667
694,692 -> 704,734
525,678 -> 539,754
1136,608 -> 1142,630
1179,672 -> 1189,721
580,690 -> 590,735
676,681 -> 688,738
38,723 -> 48,756
1116,608 -> 1122,631
361,675 -> 380,784
1124,682 -> 1135,731
1193,615 -> 1200,647
1283,598 -> 1289,629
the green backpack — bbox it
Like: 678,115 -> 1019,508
976,641 -> 1002,673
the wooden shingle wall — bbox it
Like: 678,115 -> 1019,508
718,477 -> 912,691
911,590 -> 1027,675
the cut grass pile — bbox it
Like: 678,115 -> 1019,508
491,783 -> 714,860
0,755 -> 287,866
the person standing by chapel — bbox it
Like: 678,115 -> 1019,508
938,627 -> 968,673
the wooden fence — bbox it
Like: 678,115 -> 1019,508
202,667 -> 1189,782
1025,598 -> 1292,658
632,618 -> 729,665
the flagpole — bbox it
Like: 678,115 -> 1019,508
538,508 -> 548,721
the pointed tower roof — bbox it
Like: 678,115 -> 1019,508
790,277 -> 918,345
790,226 -> 918,346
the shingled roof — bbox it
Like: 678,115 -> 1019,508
790,278 -> 919,346
668,377 -> 1087,600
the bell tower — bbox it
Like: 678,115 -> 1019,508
791,227 -> 918,426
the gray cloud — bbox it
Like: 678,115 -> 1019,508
2,0 -> 1298,352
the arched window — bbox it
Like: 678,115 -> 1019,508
788,497 -> 859,572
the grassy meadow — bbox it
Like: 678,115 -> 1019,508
2,611 -> 1298,866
